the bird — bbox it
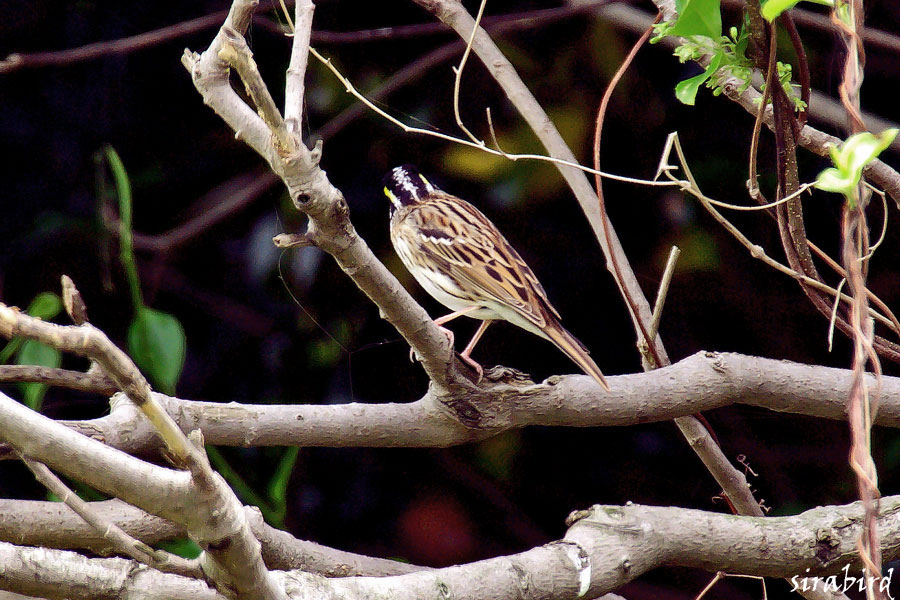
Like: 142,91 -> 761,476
383,164 -> 609,391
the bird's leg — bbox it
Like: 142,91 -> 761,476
409,306 -> 481,363
459,320 -> 491,382
433,306 -> 481,327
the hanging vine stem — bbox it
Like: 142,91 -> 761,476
832,0 -> 884,593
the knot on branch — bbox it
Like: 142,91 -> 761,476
565,504 -> 645,536
814,527 -> 843,566
273,233 -> 317,249
438,393 -> 484,428
483,365 -> 533,385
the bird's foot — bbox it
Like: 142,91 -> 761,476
459,351 -> 484,383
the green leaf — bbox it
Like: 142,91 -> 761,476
668,0 -> 722,39
267,447 -> 299,505
17,340 -> 62,411
814,129 -> 899,199
266,447 -> 300,528
761,0 -> 833,22
157,538 -> 202,559
97,145 -> 143,311
675,53 -> 723,105
128,307 -> 186,394
27,292 -> 63,320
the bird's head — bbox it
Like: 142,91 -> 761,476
383,165 -> 435,212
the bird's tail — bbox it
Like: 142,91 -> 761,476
543,322 -> 610,392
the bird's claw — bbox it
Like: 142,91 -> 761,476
459,353 -> 484,383
410,323 -> 456,363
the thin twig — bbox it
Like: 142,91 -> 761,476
284,0 -> 314,134
451,0 -> 488,144
21,457 -> 203,579
659,132 -> 899,335
309,48 -> 684,189
218,28 -> 298,154
648,246 -> 680,342
0,365 -> 116,395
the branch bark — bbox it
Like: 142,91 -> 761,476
0,499 -> 423,577
4,352 -> 897,461
3,497 -> 899,599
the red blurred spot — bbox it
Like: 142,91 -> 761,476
397,494 -> 476,566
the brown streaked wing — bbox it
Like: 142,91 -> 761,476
402,192 -> 562,328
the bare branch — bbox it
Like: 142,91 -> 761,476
284,0 -> 315,133
0,365 -> 116,395
0,302 -> 286,600
2,498 -> 899,599
0,499 -> 423,577
7,352 -> 900,462
21,458 -> 202,579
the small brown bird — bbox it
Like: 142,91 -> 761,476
384,165 -> 609,391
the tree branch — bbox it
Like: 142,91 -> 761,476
3,497 -> 899,599
0,499 -> 423,577
20,458 -> 202,579
0,365 -> 117,395
4,352 -> 898,461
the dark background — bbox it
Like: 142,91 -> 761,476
2,1 -> 900,597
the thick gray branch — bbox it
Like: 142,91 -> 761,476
3,498 -> 898,599
8,352 -> 897,460
0,499 -> 422,577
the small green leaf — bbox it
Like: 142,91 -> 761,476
17,340 -> 62,411
0,338 -> 21,364
668,0 -> 722,39
267,447 -> 299,506
814,129 -> 898,199
761,0 -> 833,22
27,292 -> 63,320
98,146 -> 143,311
814,168 -> 852,194
266,446 -> 300,528
675,53 -> 723,105
128,307 -> 186,394
675,71 -> 709,106
157,538 -> 202,559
